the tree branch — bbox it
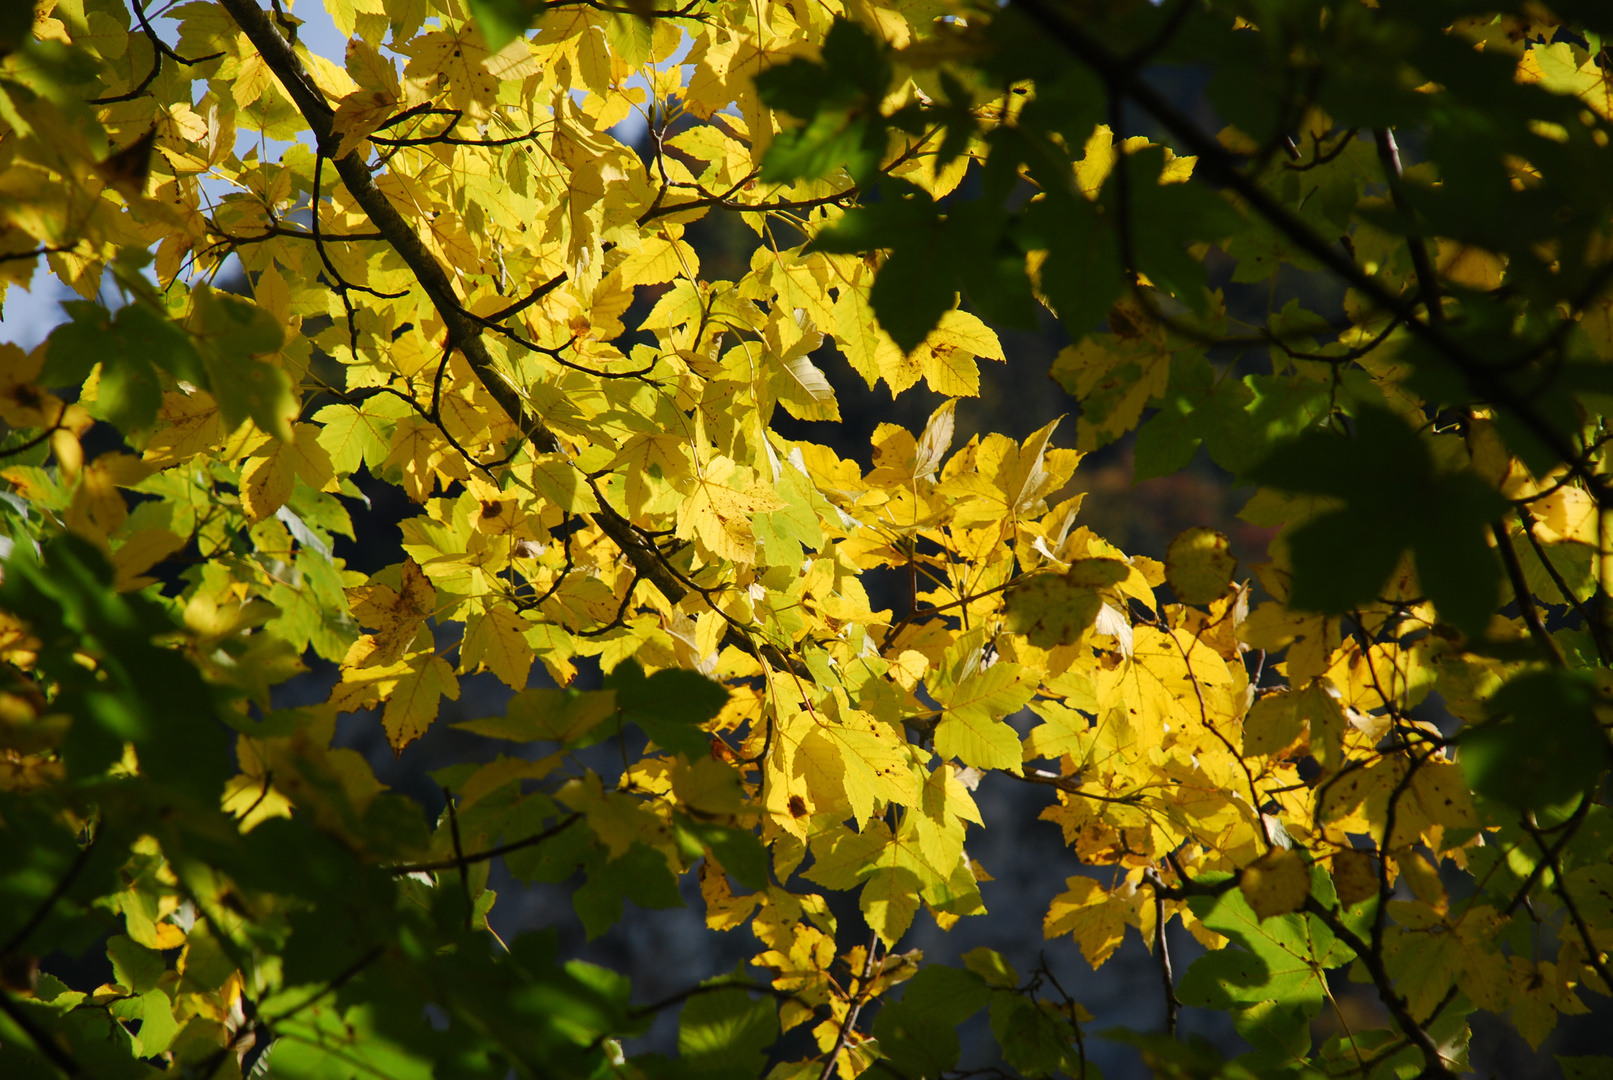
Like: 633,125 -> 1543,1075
1303,898 -> 1458,1080
818,929 -> 880,1080
1372,129 -> 1442,323
1153,888 -> 1179,1036
0,836 -> 97,960
389,812 -> 583,875
214,0 -> 690,606
1009,0 -> 1612,504
1492,520 -> 1565,667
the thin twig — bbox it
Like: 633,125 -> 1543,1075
0,836 -> 97,960
1153,887 -> 1179,1036
1372,129 -> 1442,323
389,813 -> 583,874
442,786 -> 474,930
818,929 -> 881,1080
1492,520 -> 1565,667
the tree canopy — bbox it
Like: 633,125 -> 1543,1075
1,0 -> 1612,1078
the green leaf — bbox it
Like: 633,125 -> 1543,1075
756,19 -> 890,185
43,302 -> 204,433
1249,406 -> 1503,633
1177,867 -> 1352,1016
678,983 -> 778,1074
190,286 -> 293,441
467,0 -> 540,52
1461,670 -> 1610,811
677,817 -> 768,890
1103,1029 -> 1263,1080
606,660 -> 729,758
456,687 -> 618,745
960,946 -> 1018,988
1,535 -> 229,800
106,935 -> 164,993
574,843 -> 684,939
1231,1000 -> 1312,1073
1558,1056 -> 1613,1080
989,994 -> 1076,1079
873,965 -> 991,1077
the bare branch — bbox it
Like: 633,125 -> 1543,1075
389,813 -> 583,875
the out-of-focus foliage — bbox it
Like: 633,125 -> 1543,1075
0,0 -> 1610,1077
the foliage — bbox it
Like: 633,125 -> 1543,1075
0,0 -> 1611,1078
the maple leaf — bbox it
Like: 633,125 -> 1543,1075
675,456 -> 787,564
931,661 -> 1036,773
331,39 -> 402,159
461,604 -> 535,689
804,819 -> 932,945
348,559 -> 436,664
1178,868 -> 1353,1016
1044,875 -> 1126,969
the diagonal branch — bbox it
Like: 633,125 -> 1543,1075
1492,519 -> 1565,667
0,988 -> 84,1077
1303,898 -> 1458,1080
214,0 -> 690,606
1373,129 -> 1442,323
0,836 -> 97,960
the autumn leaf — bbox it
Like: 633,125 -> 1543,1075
462,604 -> 535,689
1043,875 -> 1126,969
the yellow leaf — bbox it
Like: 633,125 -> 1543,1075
1239,602 -> 1341,683
1005,559 -> 1128,648
859,859 -> 924,947
1075,124 -> 1115,199
456,754 -> 562,811
1242,690 -> 1306,758
143,391 -> 222,466
1411,760 -> 1478,832
1239,848 -> 1311,920
910,309 -> 1005,398
1165,527 -> 1237,605
1044,875 -> 1126,969
700,858 -> 762,930
456,687 -> 617,743
557,773 -> 671,859
348,559 -> 436,664
675,456 -> 786,564
111,529 -> 184,592
382,652 -> 459,751
1435,240 -> 1505,291
933,662 -> 1035,772
240,447 -> 293,522
1331,849 -> 1378,907
518,453 -> 601,514
801,709 -> 919,827
617,232 -> 699,287
286,422 -> 336,492
462,605 -> 535,689
672,756 -> 749,816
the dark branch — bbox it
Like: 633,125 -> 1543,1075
1009,0 -> 1612,505
0,836 -> 97,960
389,812 -> 583,874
